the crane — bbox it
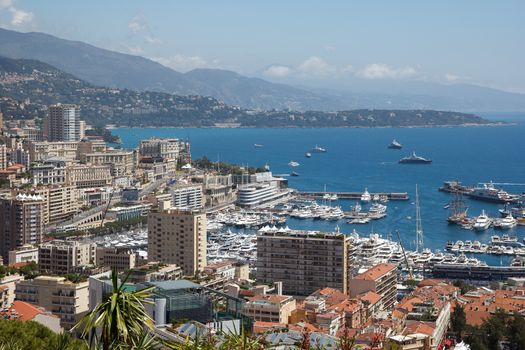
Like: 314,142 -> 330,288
99,189 -> 115,228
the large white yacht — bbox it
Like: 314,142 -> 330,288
361,188 -> 372,202
500,214 -> 518,229
473,210 -> 492,231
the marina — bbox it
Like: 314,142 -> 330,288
297,191 -> 409,201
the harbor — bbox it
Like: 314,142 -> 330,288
298,190 -> 409,201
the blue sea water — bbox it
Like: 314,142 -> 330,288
113,119 -> 525,266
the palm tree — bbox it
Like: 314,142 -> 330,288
74,269 -> 156,349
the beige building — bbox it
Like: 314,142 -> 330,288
348,263 -> 398,311
242,294 -> 296,324
15,276 -> 89,330
76,138 -> 107,158
96,247 -> 138,272
0,274 -> 25,308
46,104 -> 81,142
8,244 -> 39,265
147,201 -> 206,275
26,141 -> 79,162
39,240 -> 96,274
0,194 -> 45,258
27,185 -> 80,224
139,138 -> 180,160
0,144 -> 6,170
65,164 -> 112,188
80,149 -> 135,177
256,230 -> 351,296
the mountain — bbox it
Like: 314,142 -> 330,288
0,56 -> 494,128
0,27 -> 524,112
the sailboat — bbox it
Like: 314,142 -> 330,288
447,191 -> 469,224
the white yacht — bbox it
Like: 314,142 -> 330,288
288,161 -> 300,167
312,145 -> 327,153
361,188 -> 372,202
500,214 -> 518,229
473,210 -> 492,231
369,203 -> 387,215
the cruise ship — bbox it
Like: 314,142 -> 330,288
399,151 -> 432,164
466,182 -> 520,203
388,139 -> 402,149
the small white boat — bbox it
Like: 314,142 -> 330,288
312,145 -> 326,152
305,152 -> 312,158
361,188 -> 371,202
288,161 -> 300,167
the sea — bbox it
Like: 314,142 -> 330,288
112,113 -> 525,266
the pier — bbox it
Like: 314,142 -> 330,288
431,264 -> 525,281
297,191 -> 409,201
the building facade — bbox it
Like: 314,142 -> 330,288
256,230 -> 351,296
0,194 -> 44,258
38,240 -> 97,274
46,104 -> 81,142
147,201 -> 206,275
348,263 -> 398,311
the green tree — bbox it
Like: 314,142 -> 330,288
508,313 -> 525,350
74,270 -> 155,349
450,305 -> 467,339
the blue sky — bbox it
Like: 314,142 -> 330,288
1,0 -> 524,92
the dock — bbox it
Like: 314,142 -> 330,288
432,264 -> 525,281
297,191 -> 409,201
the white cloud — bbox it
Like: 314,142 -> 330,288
128,14 -> 161,44
9,6 -> 33,26
356,63 -> 417,80
342,65 -> 355,74
152,54 -> 212,72
128,16 -> 146,34
0,0 -> 12,9
263,65 -> 292,78
297,56 -> 335,77
445,73 -> 459,82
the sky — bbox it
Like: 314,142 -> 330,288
1,0 -> 524,93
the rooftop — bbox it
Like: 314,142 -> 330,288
353,263 -> 397,281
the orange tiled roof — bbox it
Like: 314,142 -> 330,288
354,263 -> 397,281
249,294 -> 291,304
359,291 -> 382,306
7,301 -> 44,321
404,321 -> 435,336
252,321 -> 286,334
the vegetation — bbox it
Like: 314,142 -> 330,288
192,156 -> 266,175
49,216 -> 147,239
0,319 -> 87,350
453,280 -> 477,295
464,309 -> 525,350
450,305 -> 467,340
74,270 -> 156,349
0,56 -> 492,128
0,262 -> 39,280
85,126 -> 121,143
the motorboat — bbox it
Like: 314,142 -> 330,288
399,151 -> 432,164
472,210 -> 492,231
312,145 -> 327,153
288,161 -> 300,167
305,152 -> 312,158
290,171 -> 300,177
361,188 -> 372,202
388,139 -> 403,149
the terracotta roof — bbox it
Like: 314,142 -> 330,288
404,321 -> 435,336
7,301 -> 44,321
252,321 -> 286,334
205,260 -> 235,270
354,263 -> 397,281
359,291 -> 382,306
248,294 -> 292,304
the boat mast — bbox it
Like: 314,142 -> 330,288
415,184 -> 423,253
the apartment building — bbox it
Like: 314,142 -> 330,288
171,184 -> 203,209
0,194 -> 44,258
30,158 -> 67,186
26,185 -> 80,224
38,240 -> 96,274
147,201 -> 206,275
8,244 -> 39,265
348,263 -> 398,311
256,230 -> 351,296
96,247 -> 138,272
0,144 -> 6,169
46,104 -> 81,142
242,294 -> 297,324
15,276 -> 89,330
64,164 -> 112,188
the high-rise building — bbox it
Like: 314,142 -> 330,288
0,144 -> 7,170
46,104 -> 81,142
171,184 -> 203,209
147,201 -> 206,275
0,194 -> 45,259
348,263 -> 398,311
256,230 -> 351,296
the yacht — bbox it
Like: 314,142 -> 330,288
348,217 -> 370,224
290,171 -> 300,177
496,214 -> 518,230
288,161 -> 300,167
467,182 -> 520,203
473,210 -> 492,231
312,145 -> 327,153
369,203 -> 387,215
330,194 -> 338,201
399,151 -> 432,164
388,139 -> 403,149
361,188 -> 372,202
305,152 -> 312,158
